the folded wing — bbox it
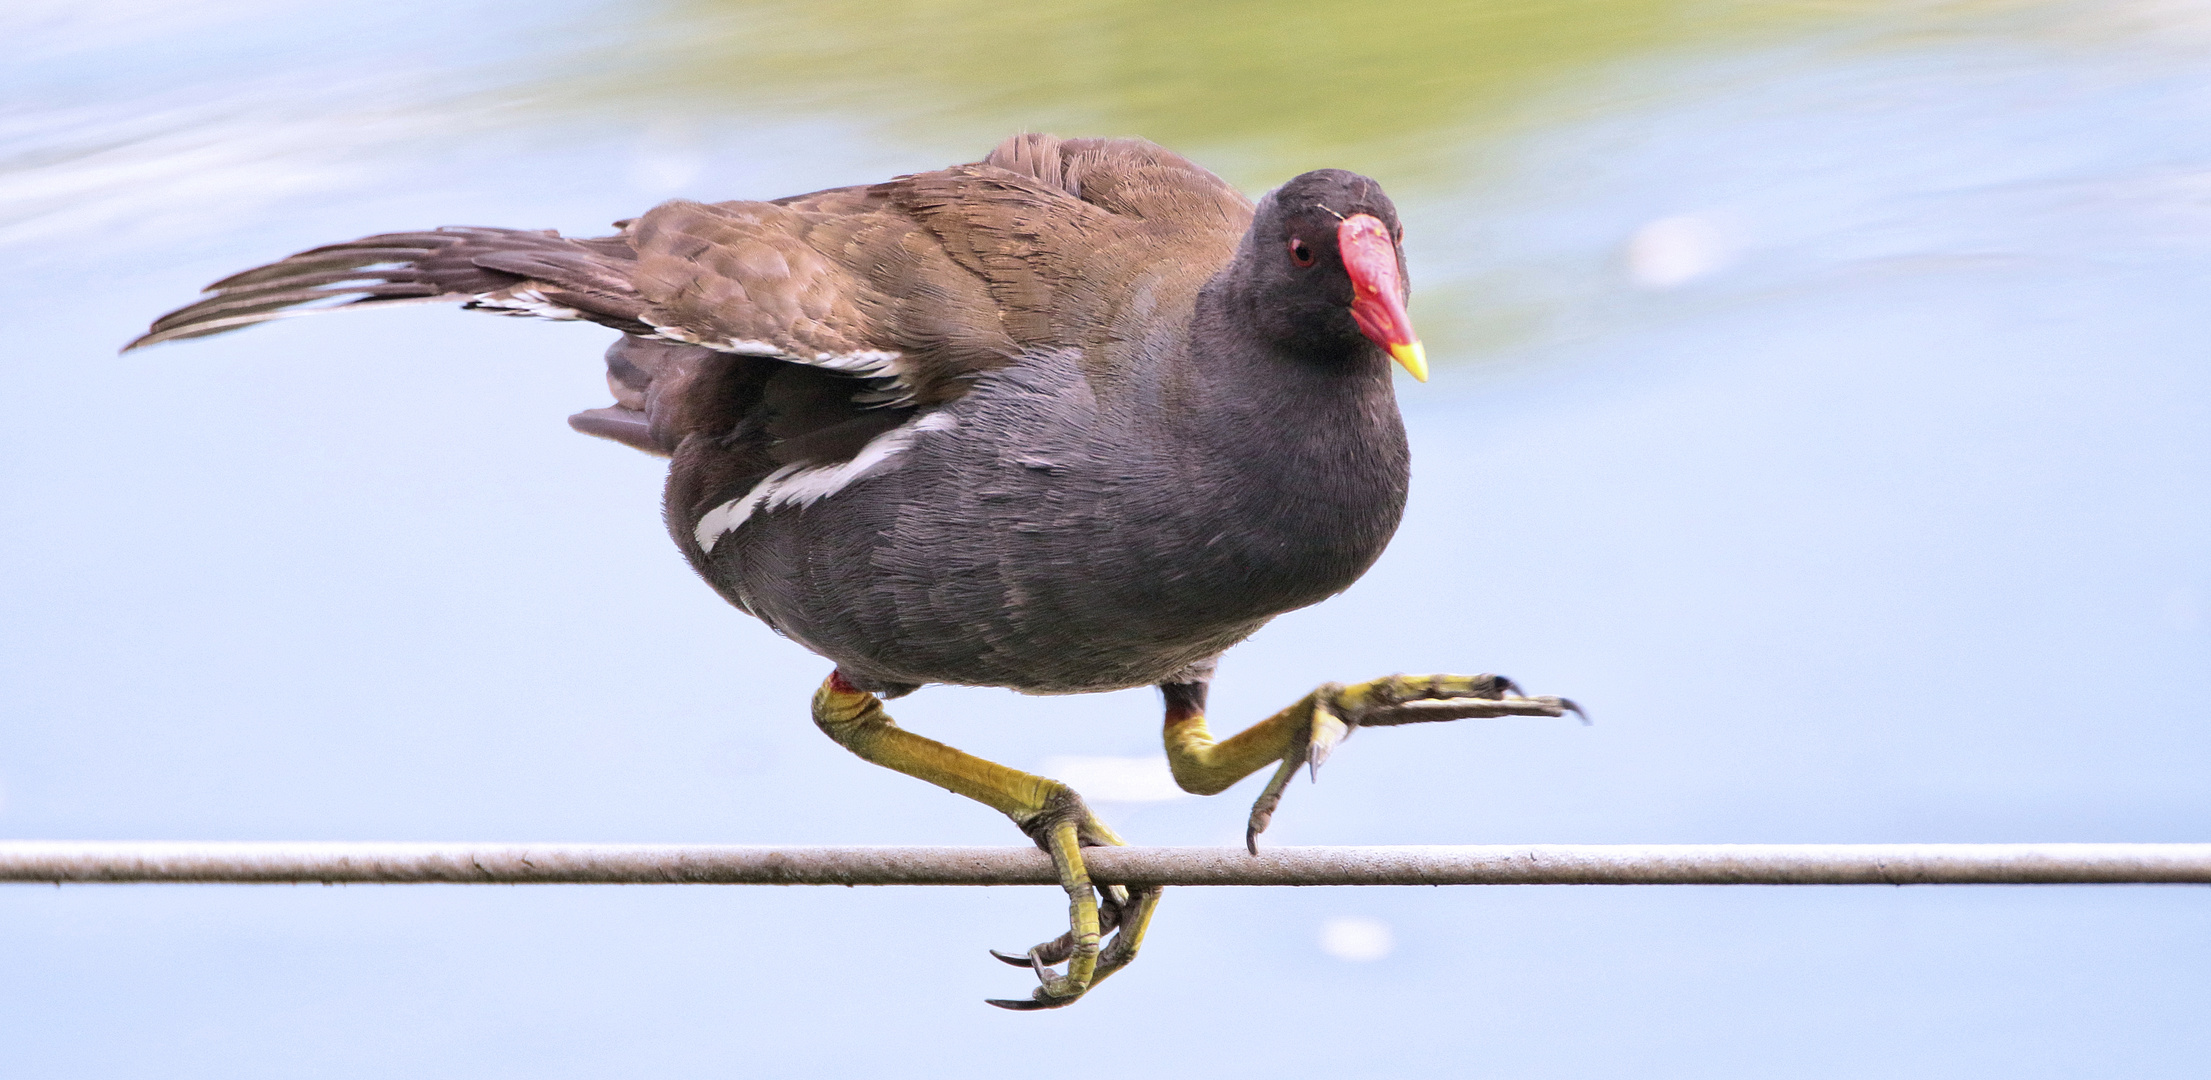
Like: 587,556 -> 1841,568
128,135 -> 1253,464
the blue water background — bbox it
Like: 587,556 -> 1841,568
2,1 -> 2206,1074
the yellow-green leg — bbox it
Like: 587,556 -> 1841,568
1160,673 -> 1584,852
811,670 -> 1161,1010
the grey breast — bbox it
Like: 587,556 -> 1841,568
706,349 -> 1276,694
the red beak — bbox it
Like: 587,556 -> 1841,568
1337,214 -> 1426,381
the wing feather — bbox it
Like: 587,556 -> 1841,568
129,134 -> 1257,458
124,227 -> 641,351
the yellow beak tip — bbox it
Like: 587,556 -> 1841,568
1389,342 -> 1429,382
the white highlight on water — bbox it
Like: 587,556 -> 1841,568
1318,916 -> 1395,962
1626,213 -> 1735,289
1040,755 -> 1189,803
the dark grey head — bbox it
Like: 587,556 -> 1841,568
1228,169 -> 1426,379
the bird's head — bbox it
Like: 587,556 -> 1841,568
1240,169 -> 1426,382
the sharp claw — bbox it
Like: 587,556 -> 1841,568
1495,676 -> 1525,699
985,944 -> 1059,987
993,887 -> 1159,1009
1307,704 -> 1349,781
1558,697 -> 1591,725
987,984 -> 1084,1011
1001,930 -> 1077,968
1245,755 -> 1299,855
989,948 -> 1036,969
1100,883 -> 1130,911
990,969 -> 1083,1013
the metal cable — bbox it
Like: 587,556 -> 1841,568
5,842 -> 2207,886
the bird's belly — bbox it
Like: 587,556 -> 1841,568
702,360 -> 1396,694
724,460 -> 1323,694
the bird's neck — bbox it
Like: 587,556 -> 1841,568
1176,273 -> 1412,595
1185,270 -> 1405,452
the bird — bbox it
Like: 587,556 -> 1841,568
129,133 -> 1580,1009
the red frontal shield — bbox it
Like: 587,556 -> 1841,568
1337,214 -> 1425,380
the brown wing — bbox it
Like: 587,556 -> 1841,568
633,135 -> 1253,398
897,134 -> 1255,360
127,134 -> 1254,455
622,190 -> 1011,407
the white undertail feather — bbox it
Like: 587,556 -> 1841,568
695,411 -> 958,553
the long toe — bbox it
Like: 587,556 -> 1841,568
1245,674 -> 1587,849
1360,693 -> 1581,727
987,882 -> 1163,1007
989,875 -> 1130,969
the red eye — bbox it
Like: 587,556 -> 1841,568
1289,238 -> 1316,267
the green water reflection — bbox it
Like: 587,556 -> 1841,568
571,0 -> 1835,186
1,0 -> 2083,367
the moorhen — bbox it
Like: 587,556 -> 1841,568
130,134 -> 1578,1009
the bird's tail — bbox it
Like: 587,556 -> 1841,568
565,335 -> 719,457
123,226 -> 648,352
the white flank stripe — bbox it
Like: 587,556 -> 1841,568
694,411 -> 958,553
644,324 -> 903,377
